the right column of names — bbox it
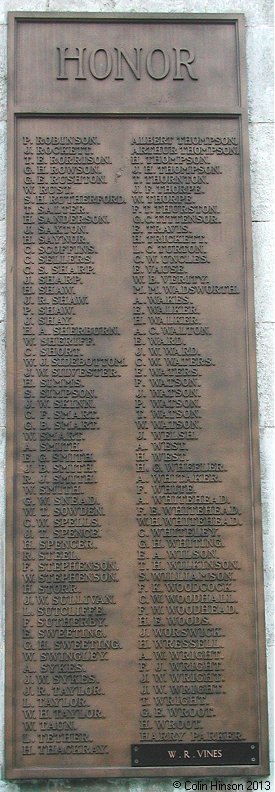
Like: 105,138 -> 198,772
131,123 -> 258,746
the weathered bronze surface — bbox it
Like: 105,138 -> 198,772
6,13 -> 269,779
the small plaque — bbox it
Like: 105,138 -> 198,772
131,743 -> 260,767
5,12 -> 269,780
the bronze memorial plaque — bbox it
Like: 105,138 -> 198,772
6,13 -> 269,779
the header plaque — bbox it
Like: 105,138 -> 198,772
6,13 -> 269,779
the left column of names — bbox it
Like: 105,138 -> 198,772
16,123 -> 135,767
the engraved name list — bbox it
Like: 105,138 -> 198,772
5,14 -> 268,780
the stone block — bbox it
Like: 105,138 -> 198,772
127,784 -> 181,792
0,27 -> 7,123
267,762 -> 275,790
267,646 -> 274,760
0,124 -> 6,224
256,323 -> 274,428
0,325 -> 5,431
0,121 -> 7,222
259,428 -> 275,537
0,431 -> 4,775
49,0 -> 117,8
260,435 -> 275,651
0,1 -> 47,26
0,428 -> 5,518
246,26 -> 274,122
124,780 -> 269,792
253,221 -> 275,323
1,0 -> 273,26
204,0 -> 273,27
263,521 -> 274,647
0,222 -> 6,320
48,0 -> 209,10
112,0 -> 208,12
0,640 -> 3,767
249,123 -> 274,222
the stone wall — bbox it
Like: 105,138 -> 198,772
0,1 -> 273,791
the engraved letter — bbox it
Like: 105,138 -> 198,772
89,49 -> 112,79
56,47 -> 87,80
173,47 -> 198,80
114,48 -> 142,80
146,49 -> 170,80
